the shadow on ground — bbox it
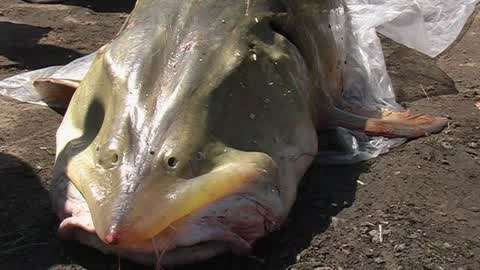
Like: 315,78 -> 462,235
251,162 -> 365,270
0,153 -> 58,269
0,21 -> 84,70
60,0 -> 135,13
0,152 -> 121,270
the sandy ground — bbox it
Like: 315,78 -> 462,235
0,1 -> 479,269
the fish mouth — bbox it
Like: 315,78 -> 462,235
58,211 -> 237,265
53,170 -> 282,265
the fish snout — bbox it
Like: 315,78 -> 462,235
84,146 -> 279,246
56,143 -> 285,263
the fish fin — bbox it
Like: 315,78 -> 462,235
331,107 -> 448,138
33,78 -> 80,109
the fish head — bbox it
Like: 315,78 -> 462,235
50,0 -> 318,264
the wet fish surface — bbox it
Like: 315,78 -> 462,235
31,0 -> 448,266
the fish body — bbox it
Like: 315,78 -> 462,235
37,0 -> 447,265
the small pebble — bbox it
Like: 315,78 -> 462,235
394,243 -> 407,252
441,142 -> 453,150
357,180 -> 366,186
451,122 -> 461,128
365,249 -> 375,257
407,232 -> 420,239
465,148 -> 478,155
469,207 -> 480,212
423,264 -> 434,270
468,142 -> 478,149
374,257 -> 385,264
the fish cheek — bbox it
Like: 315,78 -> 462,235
54,55 -> 123,231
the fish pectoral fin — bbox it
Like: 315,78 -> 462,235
331,107 -> 448,139
33,78 -> 80,109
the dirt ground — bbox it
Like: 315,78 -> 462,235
0,1 -> 479,269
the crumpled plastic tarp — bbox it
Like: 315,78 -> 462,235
318,0 -> 478,163
0,0 -> 478,164
0,53 -> 95,106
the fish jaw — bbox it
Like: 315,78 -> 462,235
51,162 -> 284,266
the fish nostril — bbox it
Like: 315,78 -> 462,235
111,153 -> 119,163
97,148 -> 120,169
166,156 -> 178,169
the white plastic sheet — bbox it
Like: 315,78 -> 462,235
0,53 -> 95,106
321,0 -> 478,163
0,0 -> 478,163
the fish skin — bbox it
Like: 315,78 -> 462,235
42,0 -> 446,265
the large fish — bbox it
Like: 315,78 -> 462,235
33,0 -> 447,265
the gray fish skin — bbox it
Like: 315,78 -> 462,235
42,0 -> 447,265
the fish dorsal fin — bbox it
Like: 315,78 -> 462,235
33,78 -> 80,109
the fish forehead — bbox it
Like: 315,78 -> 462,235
91,0 -> 289,146
105,0 -> 285,90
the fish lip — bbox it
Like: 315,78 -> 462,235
56,201 -> 260,265
58,215 -> 249,253
58,216 -> 233,265
116,241 -> 231,266
54,175 -> 277,263
56,192 -> 267,251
